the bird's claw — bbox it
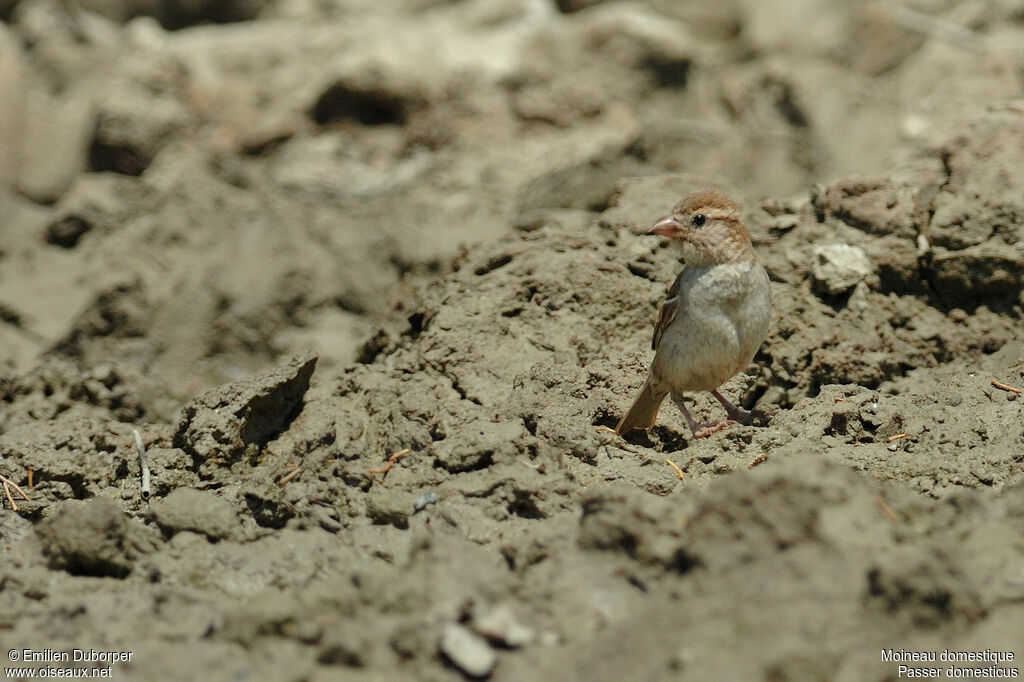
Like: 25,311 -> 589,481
692,419 -> 737,438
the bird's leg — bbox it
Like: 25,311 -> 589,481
711,390 -> 754,425
671,392 -> 735,438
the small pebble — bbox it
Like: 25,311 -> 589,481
439,623 -> 496,679
413,491 -> 437,513
474,604 -> 535,648
811,243 -> 873,295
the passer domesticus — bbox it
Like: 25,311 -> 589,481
616,189 -> 772,438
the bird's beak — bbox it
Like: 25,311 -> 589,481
649,216 -> 685,238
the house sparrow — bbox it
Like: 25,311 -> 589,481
616,189 -> 772,438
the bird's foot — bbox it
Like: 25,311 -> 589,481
711,390 -> 755,425
691,419 -> 737,439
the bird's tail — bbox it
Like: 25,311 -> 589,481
615,380 -> 667,435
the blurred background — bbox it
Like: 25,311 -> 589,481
1,0 -> 1022,415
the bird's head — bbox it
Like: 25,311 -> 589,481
649,189 -> 755,266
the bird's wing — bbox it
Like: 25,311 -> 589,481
652,270 -> 684,351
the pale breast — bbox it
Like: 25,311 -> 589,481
650,262 -> 771,393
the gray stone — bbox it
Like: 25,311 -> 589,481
811,243 -> 873,295
412,491 -> 437,513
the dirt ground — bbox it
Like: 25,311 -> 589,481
1,0 -> 1023,680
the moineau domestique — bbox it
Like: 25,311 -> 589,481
882,650 -> 1015,663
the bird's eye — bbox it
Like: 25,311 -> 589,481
692,213 -> 707,227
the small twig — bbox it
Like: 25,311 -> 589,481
368,448 -> 411,477
887,433 -> 907,443
277,465 -> 303,486
524,336 -> 557,352
874,495 -> 898,522
2,481 -> 14,511
991,379 -> 1022,395
27,469 -> 33,489
665,459 -> 685,481
594,426 -> 617,435
1,475 -> 30,512
134,429 -> 151,501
